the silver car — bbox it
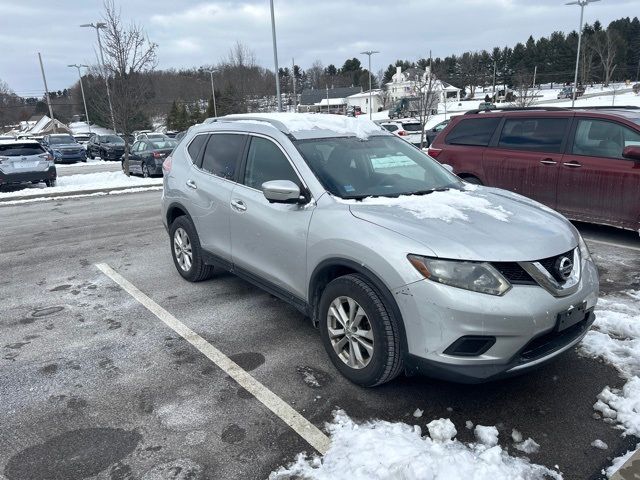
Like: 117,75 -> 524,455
0,140 -> 57,188
161,113 -> 599,386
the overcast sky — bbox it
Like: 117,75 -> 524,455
0,0 -> 633,96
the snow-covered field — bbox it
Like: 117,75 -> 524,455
0,171 -> 162,201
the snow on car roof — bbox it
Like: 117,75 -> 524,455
0,139 -> 40,145
222,113 -> 384,140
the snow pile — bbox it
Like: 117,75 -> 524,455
270,411 -> 561,480
475,425 -> 499,447
579,291 -> 640,437
228,113 -> 383,140
353,189 -> 512,223
591,439 -> 608,450
0,171 -> 162,199
515,438 -> 541,454
605,444 -> 640,478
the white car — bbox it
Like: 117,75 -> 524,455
380,120 -> 424,147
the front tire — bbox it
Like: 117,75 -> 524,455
45,179 -> 56,187
142,163 -> 150,178
169,216 -> 214,282
319,274 -> 403,387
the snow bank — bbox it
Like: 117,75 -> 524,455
0,171 -> 162,199
347,189 -> 512,223
270,411 -> 560,480
230,113 -> 383,140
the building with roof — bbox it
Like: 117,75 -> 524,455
346,89 -> 384,115
387,66 -> 461,104
298,86 -> 363,114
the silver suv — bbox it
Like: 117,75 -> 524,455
161,113 -> 599,386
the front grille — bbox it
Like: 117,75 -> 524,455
493,262 -> 536,285
537,250 -> 574,283
519,310 -> 593,361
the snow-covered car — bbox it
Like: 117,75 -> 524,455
380,120 -> 424,146
557,86 -> 585,99
0,140 -> 57,188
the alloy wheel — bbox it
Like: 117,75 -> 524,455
173,227 -> 193,272
327,296 -> 374,369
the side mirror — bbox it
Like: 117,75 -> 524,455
262,180 -> 304,204
622,145 -> 640,161
442,164 -> 454,173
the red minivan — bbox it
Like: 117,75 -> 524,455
428,107 -> 640,232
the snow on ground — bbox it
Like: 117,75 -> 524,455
0,171 -> 162,200
55,158 -> 109,168
579,291 -> 640,476
270,411 -> 560,480
0,186 -> 163,205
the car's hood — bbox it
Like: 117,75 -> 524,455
347,186 -> 577,262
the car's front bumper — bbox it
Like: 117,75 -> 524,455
0,166 -> 57,185
102,149 -> 124,160
55,151 -> 87,163
393,258 -> 599,383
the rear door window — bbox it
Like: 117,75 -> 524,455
572,119 -> 640,159
187,134 -> 208,164
382,124 -> 399,132
402,123 -> 422,132
498,118 -> 569,153
445,117 -> 500,146
200,133 -> 246,181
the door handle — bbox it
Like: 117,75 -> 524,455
186,180 -> 197,189
540,159 -> 557,165
563,162 -> 582,168
231,199 -> 247,212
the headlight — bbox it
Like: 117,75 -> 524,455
577,234 -> 592,262
407,255 -> 511,296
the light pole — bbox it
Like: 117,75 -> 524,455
68,64 -> 91,133
80,22 -> 116,131
269,0 -> 282,112
566,0 -> 600,107
360,50 -> 379,120
207,70 -> 218,117
37,52 -> 56,133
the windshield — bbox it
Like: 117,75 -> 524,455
150,139 -> 177,149
147,134 -> 166,139
100,135 -> 124,144
294,135 -> 462,199
402,123 -> 422,132
48,136 -> 76,144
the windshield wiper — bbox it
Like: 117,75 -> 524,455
408,187 -> 450,196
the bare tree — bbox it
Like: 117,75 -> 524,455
510,71 -> 540,107
592,29 -> 620,87
413,69 -> 438,148
95,0 -> 158,175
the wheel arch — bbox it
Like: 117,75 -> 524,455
166,201 -> 193,229
308,258 -> 408,355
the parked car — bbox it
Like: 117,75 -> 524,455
557,86 -> 585,100
175,131 -> 187,142
87,134 -> 126,161
423,119 -> 452,147
0,140 -> 57,188
124,138 -> 178,177
161,113 -> 598,386
73,132 -> 92,147
135,132 -> 169,142
380,119 -> 424,146
41,134 -> 86,164
428,106 -> 640,231
478,102 -> 496,110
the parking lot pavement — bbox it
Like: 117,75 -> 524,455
1,190 -> 638,479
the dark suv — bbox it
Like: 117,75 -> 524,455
429,107 -> 640,232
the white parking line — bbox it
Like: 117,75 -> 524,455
95,262 -> 331,455
584,237 -> 640,253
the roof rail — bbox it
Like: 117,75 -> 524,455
464,106 -> 570,115
570,105 -> 640,110
203,115 -> 290,134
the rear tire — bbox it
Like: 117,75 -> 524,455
45,179 -> 56,187
169,216 -> 214,282
462,175 -> 483,185
142,164 -> 150,178
318,274 -> 403,387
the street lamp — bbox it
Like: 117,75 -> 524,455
269,0 -> 281,112
80,22 -> 116,131
360,51 -> 379,120
68,64 -> 91,133
566,0 -> 601,107
207,70 -> 218,117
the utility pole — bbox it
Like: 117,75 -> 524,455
532,65 -> 538,89
210,71 -> 218,118
68,64 -> 91,133
326,85 -> 329,114
269,0 -> 282,112
636,57 -> 640,82
37,52 -> 56,133
360,50 -> 380,120
80,22 -> 116,131
292,58 -> 296,112
492,61 -> 497,96
566,0 -> 600,107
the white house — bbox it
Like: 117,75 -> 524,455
387,66 -> 461,104
346,89 -> 384,114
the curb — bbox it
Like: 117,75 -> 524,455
0,184 -> 162,203
610,448 -> 640,480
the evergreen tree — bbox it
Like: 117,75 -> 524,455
167,100 -> 178,129
205,96 -> 216,118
